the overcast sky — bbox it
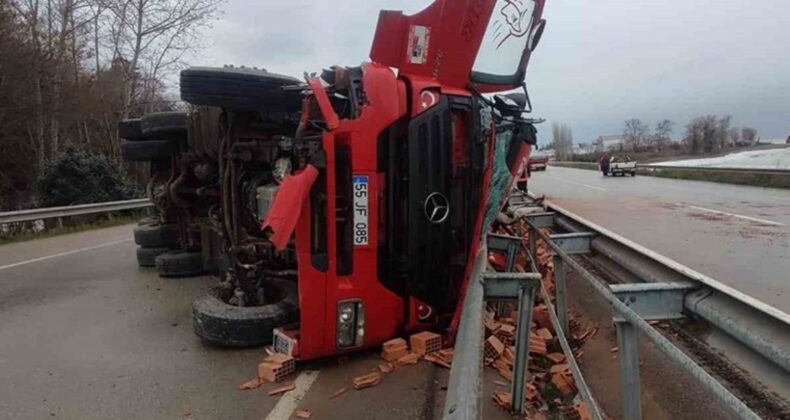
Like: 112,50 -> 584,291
194,0 -> 790,145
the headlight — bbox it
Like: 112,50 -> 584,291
337,300 -> 365,349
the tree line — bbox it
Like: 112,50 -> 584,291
549,117 -> 759,161
0,0 -> 221,209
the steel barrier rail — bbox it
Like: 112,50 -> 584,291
543,198 -> 790,374
526,219 -> 761,420
443,244 -> 488,420
0,199 -> 153,225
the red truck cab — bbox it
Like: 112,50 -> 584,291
269,0 -> 547,360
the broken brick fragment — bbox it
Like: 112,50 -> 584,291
549,363 -> 570,375
378,362 -> 394,374
330,387 -> 348,399
410,331 -> 442,355
396,352 -> 421,365
238,377 -> 263,390
293,409 -> 311,419
353,372 -> 382,390
492,391 -> 512,409
545,352 -> 566,364
551,371 -> 576,396
269,383 -> 296,396
532,305 -> 553,332
536,327 -> 553,341
574,402 -> 592,420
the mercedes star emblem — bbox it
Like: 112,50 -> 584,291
424,192 -> 450,224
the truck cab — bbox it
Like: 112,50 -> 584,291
185,0 -> 547,360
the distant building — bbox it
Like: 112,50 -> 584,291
594,135 -> 626,152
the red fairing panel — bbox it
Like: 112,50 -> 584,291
370,0 -> 546,93
261,165 -> 319,251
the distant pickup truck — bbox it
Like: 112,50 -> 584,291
600,155 -> 636,176
529,154 -> 549,171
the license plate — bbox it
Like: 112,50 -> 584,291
352,175 -> 369,246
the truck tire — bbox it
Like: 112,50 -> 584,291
133,224 -> 180,248
631,171 -> 636,177
141,111 -> 188,139
192,278 -> 299,347
180,67 -> 302,112
155,250 -> 205,277
121,140 -> 174,162
136,246 -> 170,267
118,119 -> 149,141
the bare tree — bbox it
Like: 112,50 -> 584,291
623,118 -> 649,151
741,127 -> 758,145
551,122 -> 573,161
729,127 -> 741,146
653,119 -> 674,152
685,116 -> 717,154
715,115 -> 731,151
104,0 -> 222,117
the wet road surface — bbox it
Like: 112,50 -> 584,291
530,166 -> 790,312
0,225 -> 436,420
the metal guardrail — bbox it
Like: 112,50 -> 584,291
442,192 -> 787,420
0,199 -> 153,225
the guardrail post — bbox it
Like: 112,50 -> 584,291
57,217 -> 64,229
553,254 -> 568,335
512,283 -> 537,414
528,228 -> 537,261
615,320 -> 641,420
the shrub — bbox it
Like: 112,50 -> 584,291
33,148 -> 139,207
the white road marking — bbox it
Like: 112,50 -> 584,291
542,175 -> 608,192
676,203 -> 785,227
0,239 -> 132,271
265,370 -> 320,420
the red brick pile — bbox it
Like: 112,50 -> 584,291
483,223 -> 597,419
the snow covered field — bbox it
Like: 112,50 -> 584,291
652,147 -> 790,170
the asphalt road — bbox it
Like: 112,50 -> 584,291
0,225 -> 437,420
529,166 -> 790,312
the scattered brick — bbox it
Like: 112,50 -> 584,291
536,327 -> 553,341
269,383 -> 295,396
610,347 -> 618,353
551,371 -> 576,396
546,352 -> 566,364
265,353 -> 295,373
330,387 -> 348,400
293,409 -> 311,419
484,336 -> 505,359
381,338 -> 409,361
493,380 -> 509,387
532,304 -> 553,331
492,391 -> 512,409
238,377 -> 263,390
353,372 -> 382,390
410,331 -> 442,355
574,402 -> 592,420
484,318 -> 502,335
378,362 -> 394,374
550,363 -> 570,375
397,352 -> 421,365
258,353 -> 295,383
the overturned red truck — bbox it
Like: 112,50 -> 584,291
124,0 -> 547,360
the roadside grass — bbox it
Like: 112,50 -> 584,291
549,162 -> 790,189
0,212 -> 145,245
